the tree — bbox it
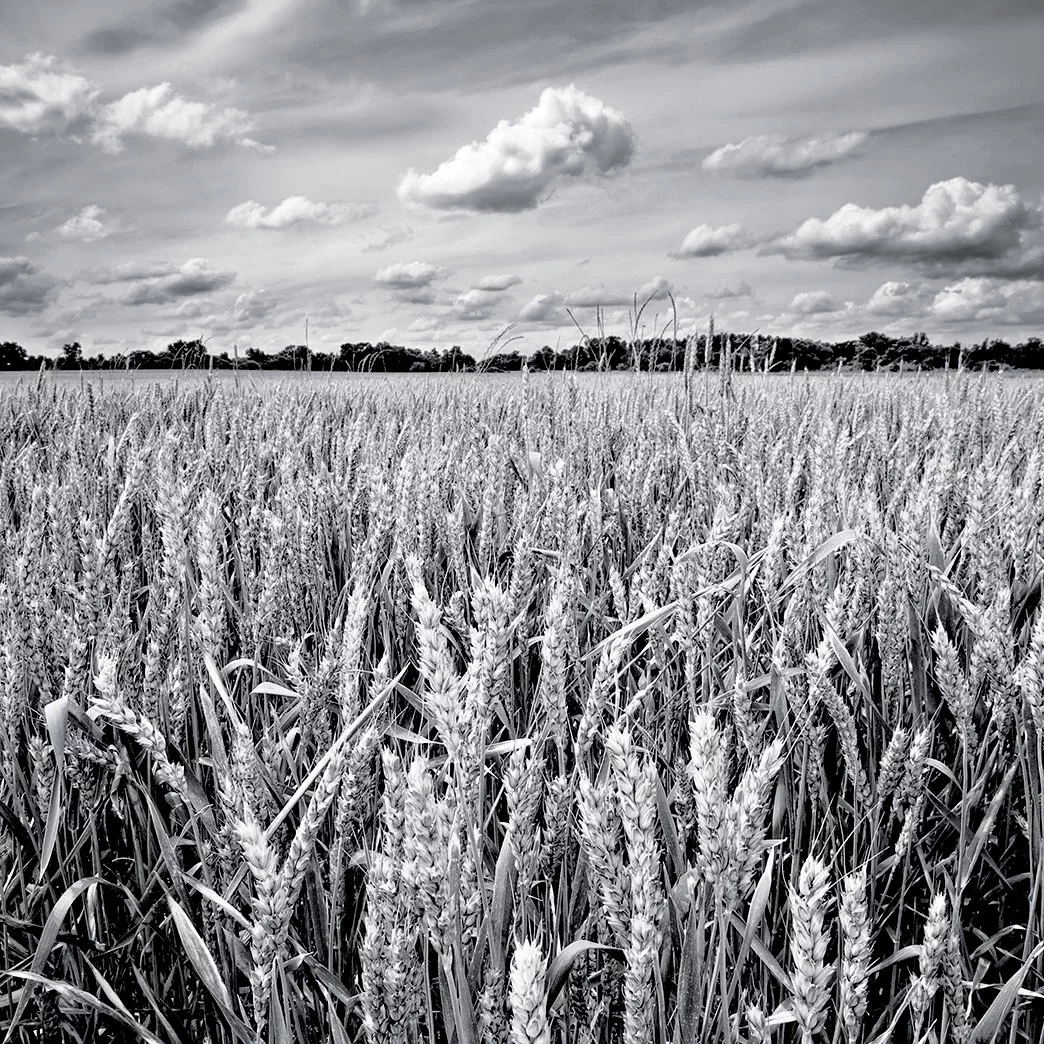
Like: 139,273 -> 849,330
60,341 -> 82,369
0,341 -> 28,370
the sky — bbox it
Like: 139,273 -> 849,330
1,0 -> 1043,358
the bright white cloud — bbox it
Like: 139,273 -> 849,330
703,131 -> 867,178
930,278 -> 1044,324
225,196 -> 372,229
448,290 -> 502,321
673,223 -> 753,258
373,261 -> 445,288
0,256 -> 60,316
233,289 -> 277,324
789,290 -> 844,314
121,258 -> 235,305
91,83 -> 266,153
398,84 -> 636,212
638,275 -> 673,301
519,292 -> 566,322
0,53 -> 268,153
0,53 -> 97,136
772,177 -> 1044,277
474,273 -> 522,292
53,205 -> 116,242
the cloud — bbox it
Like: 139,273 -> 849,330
788,290 -> 844,314
225,196 -> 373,229
0,53 -> 98,136
361,226 -> 413,253
771,178 -> 1044,277
474,273 -> 522,292
672,223 -> 753,258
0,53 -> 269,153
0,256 -> 60,316
638,275 -> 673,301
408,316 -> 442,333
705,281 -> 754,299
702,131 -> 867,178
866,280 -> 930,317
50,205 -> 118,243
232,289 -> 277,324
85,260 -> 179,284
373,261 -> 445,288
121,258 -> 235,305
448,290 -> 502,322
929,278 -> 1044,325
519,291 -> 566,322
92,82 -> 268,152
397,84 -> 636,213
564,284 -> 633,308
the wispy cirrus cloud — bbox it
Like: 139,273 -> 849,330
398,85 -> 636,213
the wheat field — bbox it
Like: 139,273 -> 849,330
0,371 -> 1042,1043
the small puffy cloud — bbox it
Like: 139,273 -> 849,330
91,82 -> 266,153
705,281 -> 754,299
929,278 -> 1044,325
788,290 -> 844,314
563,276 -> 673,309
392,286 -> 439,306
866,280 -> 930,317
53,205 -> 117,242
672,223 -> 753,258
232,289 -> 276,324
474,273 -> 522,292
0,256 -> 60,316
398,84 -> 636,213
0,53 -> 98,136
703,131 -> 867,178
225,196 -> 373,229
519,291 -> 566,322
121,258 -> 235,305
638,275 -> 673,301
374,261 -> 445,288
408,316 -> 442,333
771,177 -> 1044,277
449,290 -> 502,322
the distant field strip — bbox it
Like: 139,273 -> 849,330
0,373 -> 1043,1043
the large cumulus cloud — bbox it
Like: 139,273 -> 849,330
397,85 -> 635,213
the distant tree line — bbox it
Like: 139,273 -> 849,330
2,331 -> 1044,374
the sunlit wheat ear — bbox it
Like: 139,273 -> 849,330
910,893 -> 949,1031
838,868 -> 872,1043
725,735 -> 786,906
688,710 -> 728,887
508,939 -> 550,1044
89,654 -> 188,804
788,855 -> 833,1044
746,1004 -> 768,1044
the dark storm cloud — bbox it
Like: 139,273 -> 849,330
0,255 -> 61,316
